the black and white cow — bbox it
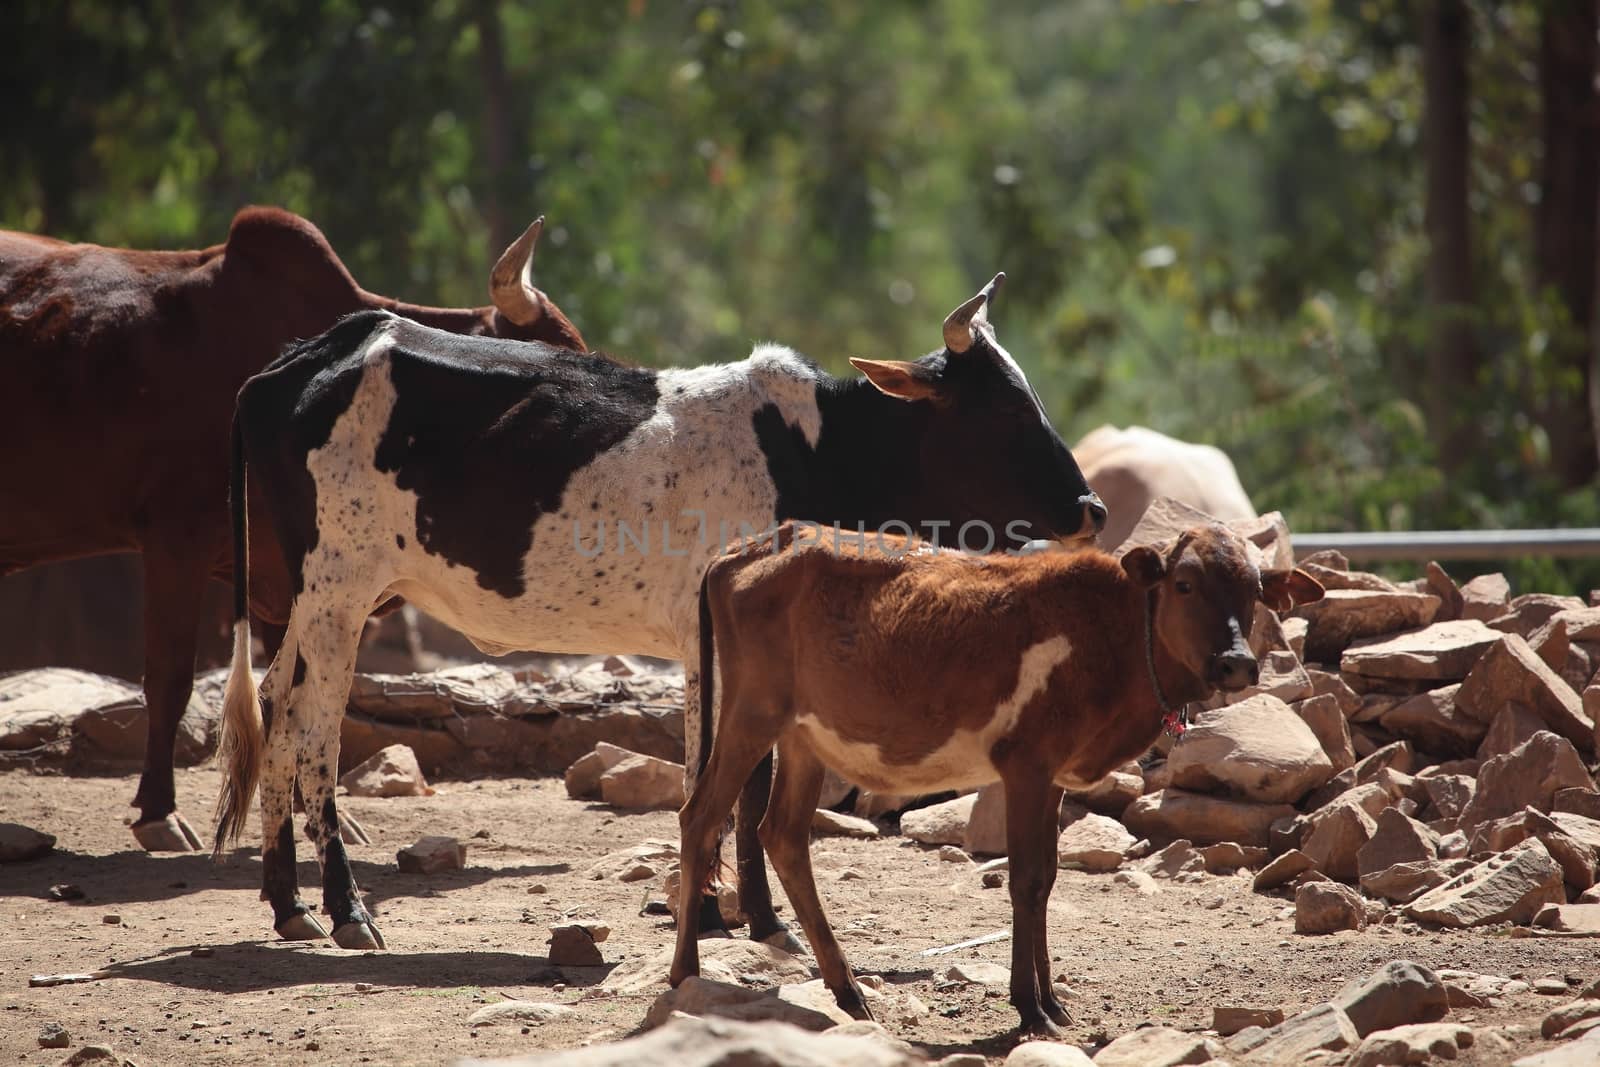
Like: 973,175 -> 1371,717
212,275 -> 1106,950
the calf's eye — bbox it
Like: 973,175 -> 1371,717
1175,580 -> 1193,595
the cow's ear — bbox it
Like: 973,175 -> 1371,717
1121,546 -> 1165,588
850,358 -> 941,402
1261,568 -> 1325,612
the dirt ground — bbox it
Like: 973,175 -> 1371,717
1,766 -> 1594,1066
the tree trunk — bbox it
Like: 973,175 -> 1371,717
1421,0 -> 1477,469
1538,0 -> 1600,486
473,0 -> 517,258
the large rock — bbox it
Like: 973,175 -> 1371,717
467,1000 -> 576,1027
564,742 -> 637,799
1253,849 -> 1315,891
1295,881 -> 1366,934
812,809 -> 880,839
1167,696 -> 1333,804
1092,1026 -> 1222,1067
1301,794 -> 1379,882
1493,595 -> 1589,638
397,835 -> 466,874
1457,731 -> 1596,830
1347,1023 -> 1473,1067
0,667 -> 216,764
963,785 -> 1007,857
1332,960 -> 1450,1038
1057,813 -> 1136,872
1477,702 -> 1549,762
455,1012 -> 924,1067
1293,693 -> 1356,772
1379,685 -> 1484,757
900,794 -> 976,847
600,940 -> 811,995
1006,1042 -> 1095,1067
1360,859 -> 1470,904
646,977 -> 850,1031
339,743 -> 433,797
1421,773 -> 1476,823
1455,636 -> 1594,755
1404,838 -> 1565,928
1357,808 -> 1438,880
1122,789 -> 1296,848
599,753 -> 686,811
1230,1003 -> 1358,1062
0,822 -> 56,863
1459,573 -> 1511,622
1523,809 -> 1598,891
1293,590 -> 1441,665
1060,763 -> 1143,816
1340,620 -> 1500,682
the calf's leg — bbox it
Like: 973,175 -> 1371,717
761,739 -> 871,1021
736,752 -> 803,951
130,537 -> 209,851
1003,773 -> 1067,1037
670,696 -> 781,987
1031,786 -> 1069,1025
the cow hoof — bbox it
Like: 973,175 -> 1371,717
760,927 -> 807,956
696,927 -> 733,940
1043,999 -> 1073,1026
838,989 -> 875,1022
332,920 -> 386,951
338,811 -> 372,846
275,912 -> 330,941
1019,1016 -> 1065,1040
131,812 -> 204,852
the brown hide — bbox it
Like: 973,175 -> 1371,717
0,207 -> 585,826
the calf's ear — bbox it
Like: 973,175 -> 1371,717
1121,546 -> 1165,588
1261,568 -> 1325,611
849,358 -> 942,402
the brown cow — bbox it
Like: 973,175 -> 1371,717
674,522 -> 1323,1036
0,207 -> 584,850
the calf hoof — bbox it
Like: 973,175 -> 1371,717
331,919 -> 386,951
131,812 -> 204,852
759,926 -> 807,957
275,911 -> 330,941
338,810 -> 372,846
1018,1014 -> 1065,1040
837,986 -> 875,1022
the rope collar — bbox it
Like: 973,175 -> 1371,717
1145,587 -> 1189,738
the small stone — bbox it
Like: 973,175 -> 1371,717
1094,1025 -> 1222,1067
189,947 -> 214,958
1347,1022 -> 1473,1067
1296,881 -> 1366,934
901,795 -> 977,847
942,961 -> 1009,988
1003,1041 -> 1095,1067
598,753 -> 686,811
1255,849 -> 1317,892
101,914 -> 121,925
528,883 -> 547,894
812,809 -> 880,838
339,743 -> 433,797
1056,813 -> 1136,872
548,924 -> 604,967
838,868 -> 865,881
981,870 -> 1004,888
938,845 -> 970,863
396,835 -> 466,874
1214,1006 -> 1286,1035
38,1022 -> 70,1048
0,822 -> 56,863
467,1000 -> 576,1027
1536,978 -> 1570,995
48,884 -> 84,902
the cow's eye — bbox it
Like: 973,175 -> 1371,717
1175,580 -> 1193,595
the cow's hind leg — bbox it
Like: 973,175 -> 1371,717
670,697 -> 780,987
736,752 -> 803,952
129,535 -> 209,851
296,605 -> 384,950
258,636 -> 325,940
761,739 -> 871,1021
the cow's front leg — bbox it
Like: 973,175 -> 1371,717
130,536 -> 208,851
1033,785 -> 1070,1026
1003,772 -> 1064,1038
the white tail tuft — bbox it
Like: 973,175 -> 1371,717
212,619 -> 263,856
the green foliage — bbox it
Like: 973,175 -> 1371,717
3,0 -> 1594,591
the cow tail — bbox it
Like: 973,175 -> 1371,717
213,407 -> 263,855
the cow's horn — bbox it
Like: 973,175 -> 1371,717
942,272 -> 1004,353
490,217 -> 545,326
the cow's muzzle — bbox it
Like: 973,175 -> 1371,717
1078,492 -> 1108,535
1210,648 -> 1260,691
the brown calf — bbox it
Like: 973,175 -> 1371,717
672,522 -> 1323,1037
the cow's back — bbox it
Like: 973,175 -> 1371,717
1074,425 -> 1256,550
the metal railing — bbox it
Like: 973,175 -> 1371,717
1293,528 -> 1600,563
